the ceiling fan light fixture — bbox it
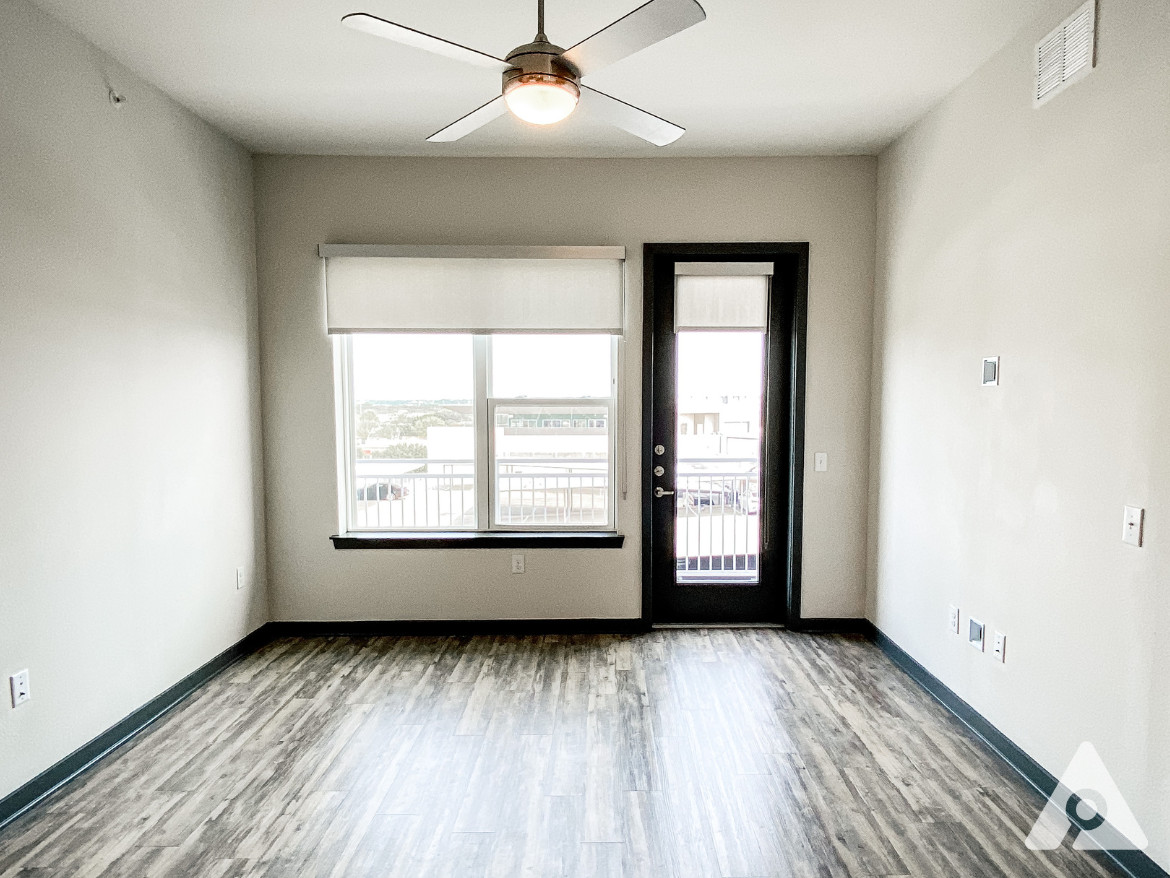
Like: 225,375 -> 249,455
503,73 -> 580,125
345,0 -> 704,144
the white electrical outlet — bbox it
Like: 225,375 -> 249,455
968,618 -> 985,652
236,566 -> 245,590
948,605 -> 960,635
10,670 -> 30,707
511,554 -> 525,574
993,631 -> 1007,663
814,452 -> 828,472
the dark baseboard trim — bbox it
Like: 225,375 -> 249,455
266,618 -> 649,637
0,625 -> 274,833
866,621 -> 1168,878
789,617 -> 870,634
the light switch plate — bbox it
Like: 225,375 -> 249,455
1123,506 -> 1144,547
10,670 -> 30,707
814,453 -> 828,472
948,605 -> 960,635
992,631 -> 1006,663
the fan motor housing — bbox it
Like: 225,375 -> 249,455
502,38 -> 580,95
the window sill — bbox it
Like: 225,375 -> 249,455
330,532 -> 626,550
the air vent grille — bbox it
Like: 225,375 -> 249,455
1035,0 -> 1096,106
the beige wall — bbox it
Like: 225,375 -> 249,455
254,155 -> 876,622
870,0 -> 1170,868
0,0 -> 267,801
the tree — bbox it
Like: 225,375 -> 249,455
402,414 -> 446,438
371,442 -> 427,460
371,422 -> 401,441
356,409 -> 381,441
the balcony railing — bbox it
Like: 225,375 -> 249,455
352,457 -> 761,582
496,459 -> 608,526
674,457 -> 760,583
352,458 -> 609,529
354,459 -> 474,530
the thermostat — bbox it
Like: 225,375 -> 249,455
982,357 -> 1000,386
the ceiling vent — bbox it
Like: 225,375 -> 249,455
1035,0 -> 1096,106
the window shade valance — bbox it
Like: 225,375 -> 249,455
320,245 -> 626,334
674,262 -> 772,332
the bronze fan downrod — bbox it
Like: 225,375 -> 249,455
501,0 -> 581,103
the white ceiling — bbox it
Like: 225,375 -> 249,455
35,0 -> 1046,156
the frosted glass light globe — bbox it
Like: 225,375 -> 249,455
503,74 -> 580,125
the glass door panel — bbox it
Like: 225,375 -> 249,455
675,331 -> 765,584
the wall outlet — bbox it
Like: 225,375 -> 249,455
511,554 -> 525,574
236,566 -> 245,590
10,670 -> 30,707
992,631 -> 1007,663
814,452 -> 828,472
948,605 -> 960,635
968,618 -> 985,652
1123,506 -> 1144,547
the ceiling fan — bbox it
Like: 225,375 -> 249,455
341,0 -> 706,146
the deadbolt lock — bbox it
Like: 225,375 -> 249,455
654,444 -> 665,455
653,465 -> 664,477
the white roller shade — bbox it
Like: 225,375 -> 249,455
321,245 -> 625,334
675,275 -> 770,331
675,262 -> 774,277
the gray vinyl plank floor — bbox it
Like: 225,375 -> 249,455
0,630 -> 1119,877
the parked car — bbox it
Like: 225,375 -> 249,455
681,484 -> 736,509
732,472 -> 759,513
678,471 -> 759,513
356,481 -> 410,501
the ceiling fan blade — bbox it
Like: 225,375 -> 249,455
342,13 -> 509,70
426,95 -> 509,142
580,86 -> 684,146
561,0 -> 705,76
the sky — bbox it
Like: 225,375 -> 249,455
351,331 -> 765,403
352,334 -> 611,401
677,332 -> 765,399
353,334 -> 473,401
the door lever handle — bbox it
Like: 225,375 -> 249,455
654,487 -> 675,498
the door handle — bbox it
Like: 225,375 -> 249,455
654,487 -> 675,498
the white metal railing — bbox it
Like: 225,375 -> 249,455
495,459 -> 608,526
352,456 -> 758,574
675,457 -> 760,583
352,457 -> 609,530
353,459 -> 475,529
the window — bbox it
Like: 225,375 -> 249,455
339,333 -> 617,533
321,245 -> 625,538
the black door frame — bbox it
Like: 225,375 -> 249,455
641,243 -> 809,626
